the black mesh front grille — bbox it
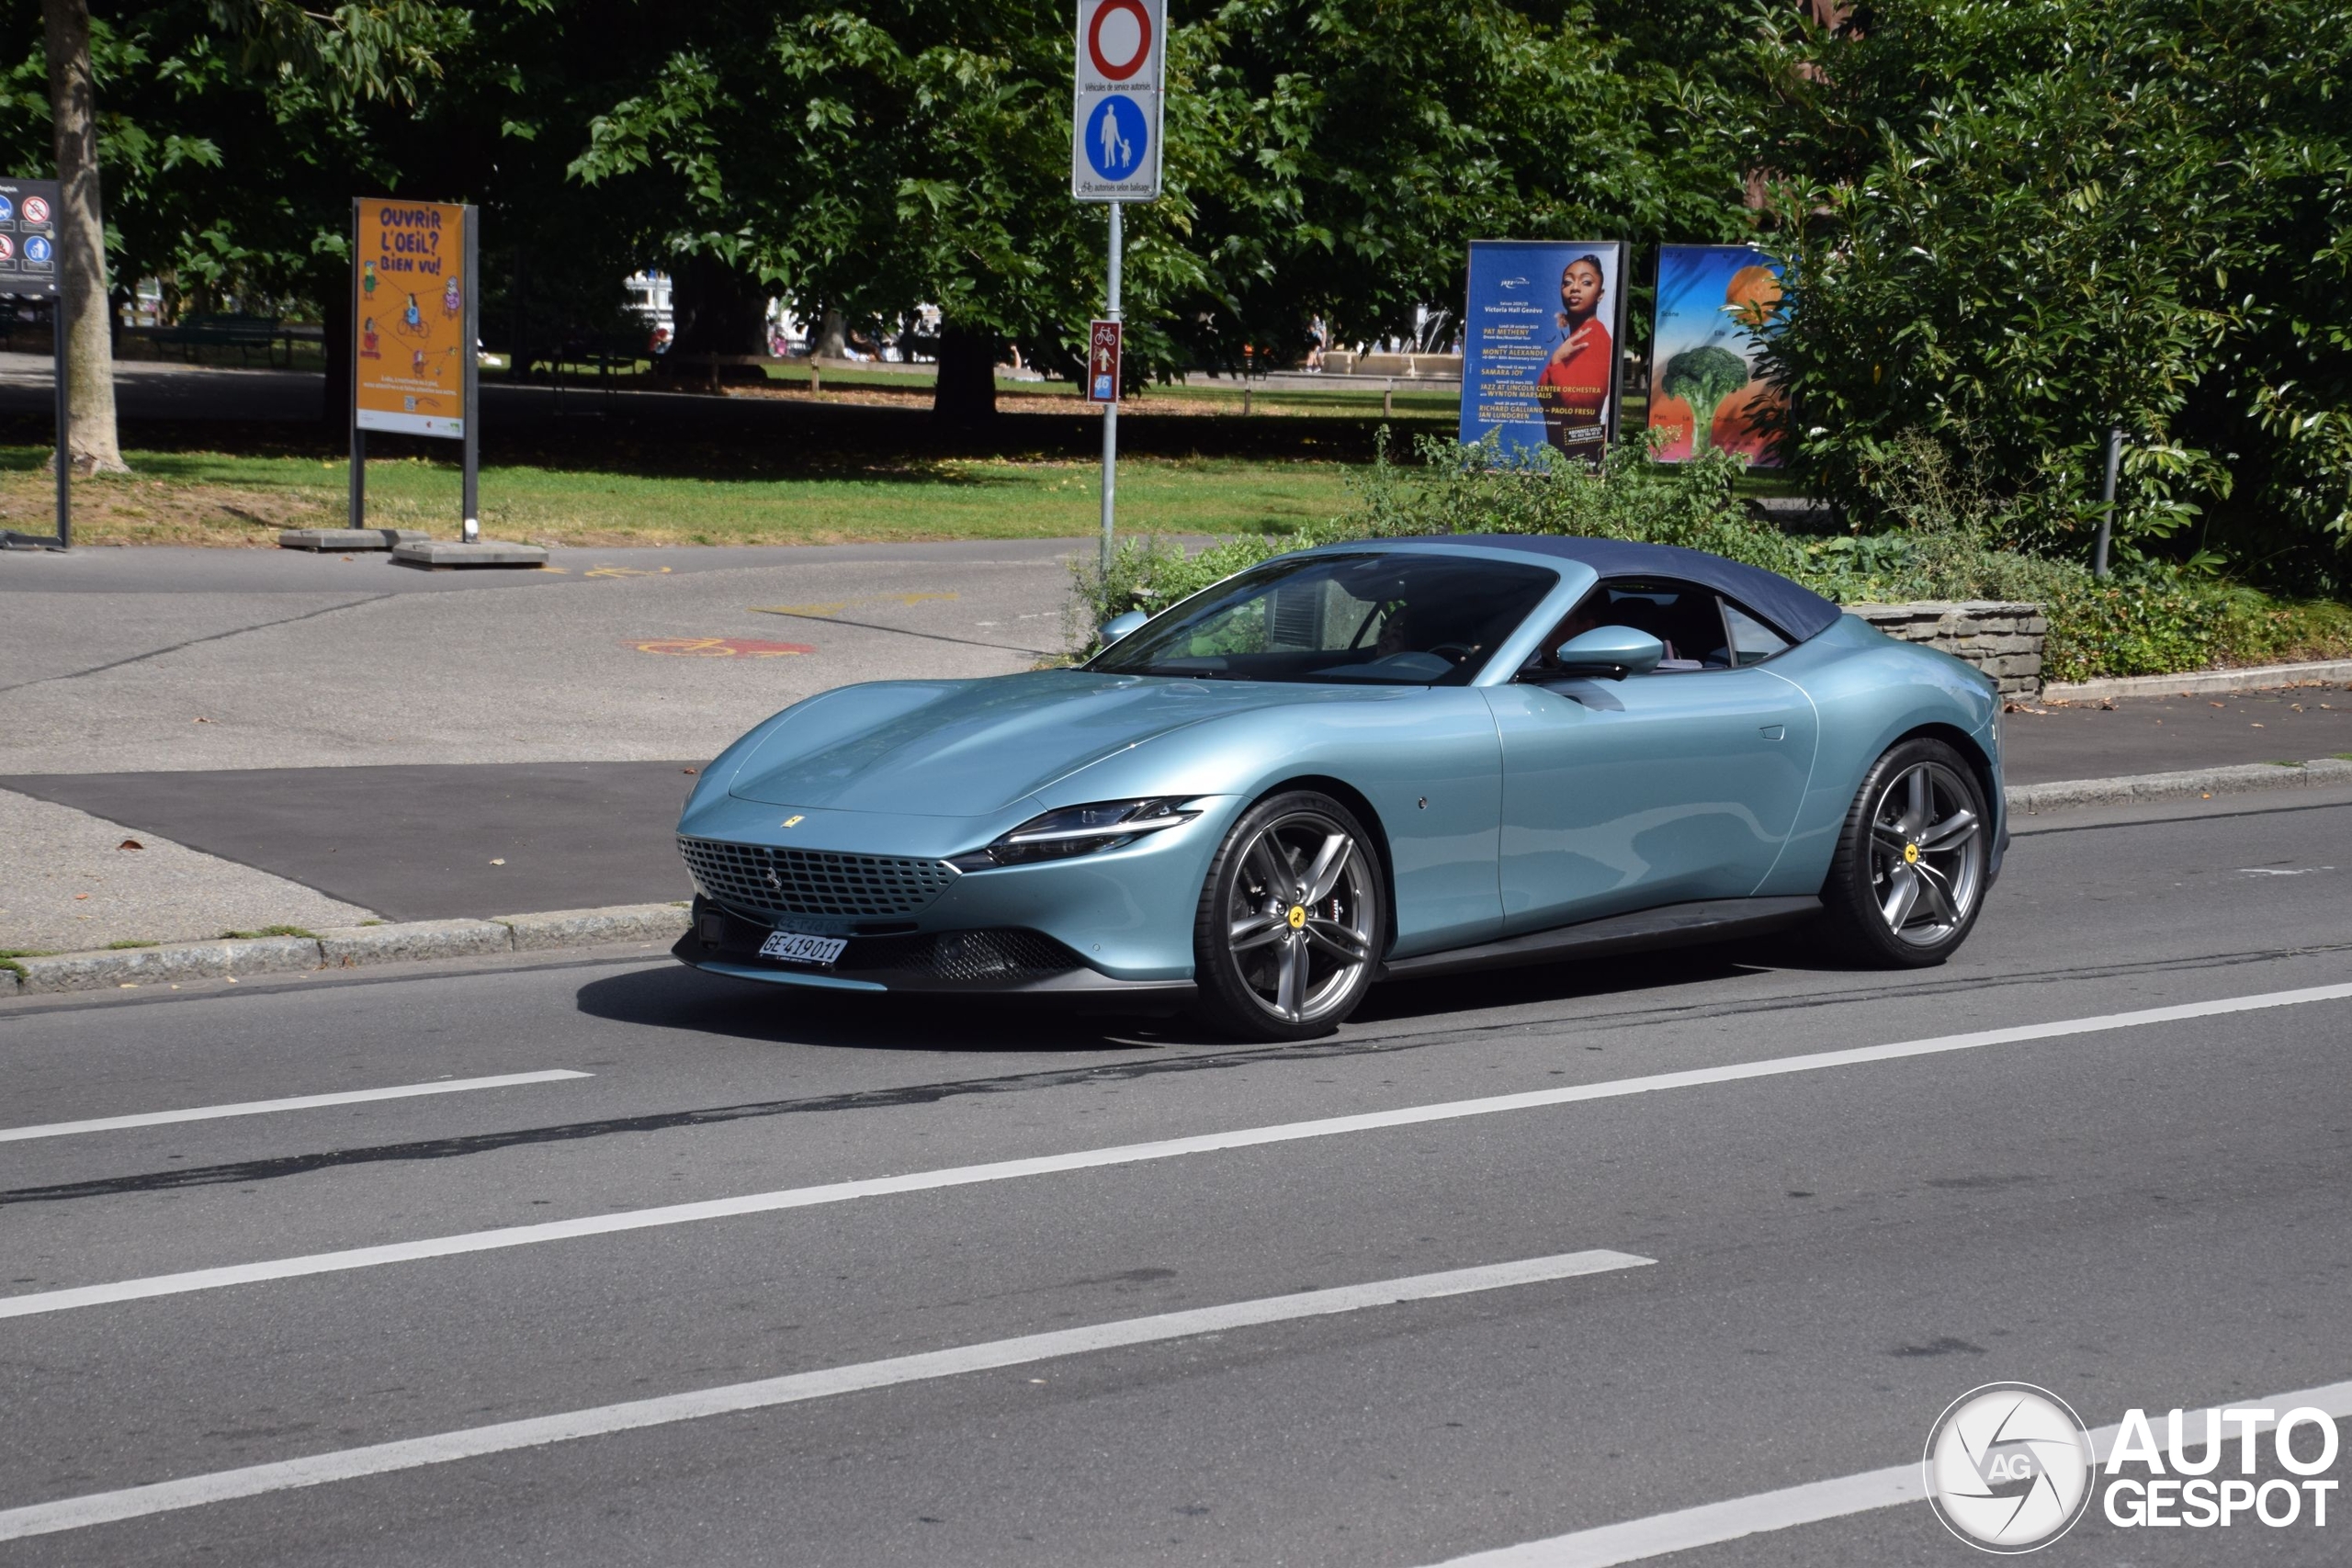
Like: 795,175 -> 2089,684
837,929 -> 1079,983
678,837 -> 957,919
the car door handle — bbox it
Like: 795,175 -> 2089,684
1758,724 -> 1786,740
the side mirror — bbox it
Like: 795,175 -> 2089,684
1550,626 -> 1665,680
1099,610 -> 1149,645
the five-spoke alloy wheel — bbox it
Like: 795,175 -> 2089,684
1193,791 -> 1384,1040
1822,738 -> 1992,966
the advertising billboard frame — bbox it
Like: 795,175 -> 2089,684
348,197 -> 481,538
1645,242 -> 1788,468
1457,239 -> 1629,468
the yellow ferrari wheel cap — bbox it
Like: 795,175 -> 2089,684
1903,841 -> 1920,864
1286,905 -> 1307,929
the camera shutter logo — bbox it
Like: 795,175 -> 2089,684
1924,1382 -> 2096,1552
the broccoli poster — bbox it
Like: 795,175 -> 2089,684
1646,244 -> 1785,467
1459,240 -> 1627,467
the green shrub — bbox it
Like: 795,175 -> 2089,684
1064,433 -> 2352,681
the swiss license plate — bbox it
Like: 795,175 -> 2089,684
758,931 -> 848,967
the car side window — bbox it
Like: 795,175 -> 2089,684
1722,600 -> 1792,666
1554,579 -> 1732,673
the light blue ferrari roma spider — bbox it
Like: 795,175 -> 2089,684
673,536 -> 2004,1038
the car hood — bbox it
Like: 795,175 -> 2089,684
727,671 -> 1364,815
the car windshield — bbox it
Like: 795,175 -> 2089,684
1089,551 -> 1558,685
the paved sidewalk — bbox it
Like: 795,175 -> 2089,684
2002,685 -> 2352,781
0,541 -> 1074,774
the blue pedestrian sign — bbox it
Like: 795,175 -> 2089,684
24,234 -> 51,264
1084,97 -> 1149,182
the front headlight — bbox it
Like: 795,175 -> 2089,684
950,797 -> 1201,870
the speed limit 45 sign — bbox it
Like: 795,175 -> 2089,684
1071,0 -> 1165,201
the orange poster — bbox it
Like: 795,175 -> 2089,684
354,199 -> 469,438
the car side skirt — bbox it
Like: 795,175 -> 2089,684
1374,896 -> 1822,983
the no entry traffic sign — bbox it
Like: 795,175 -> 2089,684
1071,0 -> 1164,201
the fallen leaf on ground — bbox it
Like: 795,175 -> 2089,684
117,839 -> 141,851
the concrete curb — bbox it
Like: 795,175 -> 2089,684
2006,757 -> 2352,814
6,903 -> 690,998
2043,659 -> 2352,703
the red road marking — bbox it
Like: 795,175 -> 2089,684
628,637 -> 815,660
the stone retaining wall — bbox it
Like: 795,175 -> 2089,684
1846,601 -> 2046,699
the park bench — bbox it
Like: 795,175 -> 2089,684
141,314 -> 297,368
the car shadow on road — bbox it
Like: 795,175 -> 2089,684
578,937 -> 1817,1053
573,962 -> 1204,1054
1350,943 -> 1781,1026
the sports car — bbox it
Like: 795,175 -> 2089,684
673,535 -> 2005,1039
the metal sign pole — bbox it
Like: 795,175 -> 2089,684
460,204 -> 481,542
1100,201 -> 1122,574
0,176 -> 71,549
348,197 -> 365,530
2094,424 -> 2121,579
51,288 -> 68,547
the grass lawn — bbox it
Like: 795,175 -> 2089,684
0,446 -> 1359,547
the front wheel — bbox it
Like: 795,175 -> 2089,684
1819,739 -> 1991,966
1191,791 -> 1384,1041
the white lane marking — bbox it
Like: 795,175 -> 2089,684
5,981 -> 2347,1322
0,1248 -> 1653,1541
0,1071 -> 592,1145
1428,1380 -> 2352,1566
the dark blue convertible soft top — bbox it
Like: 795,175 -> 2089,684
1399,534 -> 1844,643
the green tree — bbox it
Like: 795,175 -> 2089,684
565,0 -> 1754,417
1,0 -> 478,462
1659,344 -> 1747,455
1749,0 -> 2352,582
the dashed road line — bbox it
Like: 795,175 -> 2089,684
0,1070 -> 591,1144
1427,1380 -> 2352,1566
0,1249 -> 1653,1541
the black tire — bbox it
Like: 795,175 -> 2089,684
1819,738 -> 1993,967
1191,790 -> 1384,1041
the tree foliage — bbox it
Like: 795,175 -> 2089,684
1749,0 -> 2352,583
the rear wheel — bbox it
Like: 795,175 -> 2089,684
1192,791 -> 1383,1041
1820,739 -> 1990,966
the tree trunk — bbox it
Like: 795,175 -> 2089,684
666,252 -> 768,357
43,0 -> 125,474
932,323 -> 999,424
813,308 -> 847,359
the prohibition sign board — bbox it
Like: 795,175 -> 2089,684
1088,0 -> 1151,79
1070,0 -> 1164,200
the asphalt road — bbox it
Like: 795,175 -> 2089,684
2,787 -> 2347,1565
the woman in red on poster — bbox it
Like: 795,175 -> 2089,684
1535,256 -> 1611,462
